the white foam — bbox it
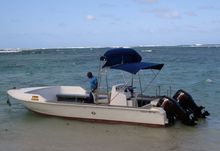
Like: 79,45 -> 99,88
206,79 -> 213,83
0,49 -> 22,53
141,49 -> 152,53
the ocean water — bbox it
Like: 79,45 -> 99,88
0,46 -> 220,151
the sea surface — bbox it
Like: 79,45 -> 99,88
0,46 -> 220,151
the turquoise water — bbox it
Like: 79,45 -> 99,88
0,47 -> 220,151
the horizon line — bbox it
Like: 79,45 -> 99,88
1,43 -> 220,50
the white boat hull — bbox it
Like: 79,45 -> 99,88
8,86 -> 168,126
22,101 -> 167,126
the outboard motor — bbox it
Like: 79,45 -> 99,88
157,96 -> 196,126
173,89 -> 210,119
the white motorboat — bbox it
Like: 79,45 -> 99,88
7,85 -> 168,126
7,48 -> 209,126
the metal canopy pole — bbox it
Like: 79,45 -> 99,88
105,69 -> 110,101
122,71 -> 126,84
131,74 -> 134,87
97,60 -> 102,98
105,70 -> 109,93
138,72 -> 143,96
142,70 -> 161,94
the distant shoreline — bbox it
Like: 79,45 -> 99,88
1,44 -> 220,52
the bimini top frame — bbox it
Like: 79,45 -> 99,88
98,48 -> 164,98
100,48 -> 164,74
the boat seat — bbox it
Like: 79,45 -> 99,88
56,94 -> 88,102
56,94 -> 108,103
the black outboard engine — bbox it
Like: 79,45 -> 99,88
173,89 -> 210,119
157,96 -> 196,126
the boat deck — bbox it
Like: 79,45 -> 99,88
55,93 -> 161,108
56,93 -> 109,104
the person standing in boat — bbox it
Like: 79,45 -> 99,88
86,72 -> 98,103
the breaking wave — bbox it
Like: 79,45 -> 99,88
141,49 -> 152,53
206,79 -> 213,83
0,49 -> 22,53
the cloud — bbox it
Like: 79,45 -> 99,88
85,15 -> 96,21
136,0 -> 159,4
99,2 -> 116,8
58,22 -> 67,27
143,0 -> 159,3
199,6 -> 218,10
147,8 -> 181,19
184,11 -> 197,17
212,20 -> 220,24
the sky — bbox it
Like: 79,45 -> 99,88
0,0 -> 220,48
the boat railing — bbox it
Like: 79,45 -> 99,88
99,84 -> 173,98
148,85 -> 171,97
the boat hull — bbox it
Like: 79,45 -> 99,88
7,86 -> 168,126
21,100 -> 167,126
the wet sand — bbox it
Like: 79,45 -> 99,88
0,110 -> 219,151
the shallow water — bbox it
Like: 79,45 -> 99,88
0,47 -> 220,151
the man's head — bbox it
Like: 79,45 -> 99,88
87,72 -> 93,79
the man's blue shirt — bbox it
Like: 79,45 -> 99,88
89,76 -> 98,91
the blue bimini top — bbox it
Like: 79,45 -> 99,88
110,62 -> 164,74
100,48 -> 164,74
